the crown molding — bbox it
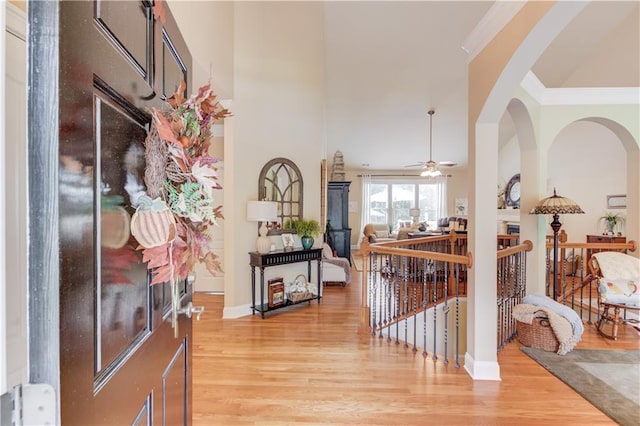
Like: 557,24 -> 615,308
539,87 -> 640,105
462,0 -> 527,63
521,72 -> 640,105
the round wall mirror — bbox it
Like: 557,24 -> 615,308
258,158 -> 303,234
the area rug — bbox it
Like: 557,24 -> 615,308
521,347 -> 640,426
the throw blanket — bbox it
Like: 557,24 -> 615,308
513,304 -> 577,355
324,257 -> 351,284
524,293 -> 584,343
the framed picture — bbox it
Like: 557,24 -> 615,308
281,233 -> 294,249
606,194 -> 626,209
455,198 -> 468,216
268,280 -> 285,308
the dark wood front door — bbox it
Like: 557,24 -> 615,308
29,1 -> 193,424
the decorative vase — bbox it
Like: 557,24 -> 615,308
301,236 -> 314,250
606,221 -> 615,234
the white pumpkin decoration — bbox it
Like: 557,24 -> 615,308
130,196 -> 176,248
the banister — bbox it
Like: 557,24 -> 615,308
544,240 -> 637,252
497,240 -> 533,260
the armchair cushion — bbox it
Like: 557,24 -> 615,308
599,278 -> 640,306
594,251 -> 640,279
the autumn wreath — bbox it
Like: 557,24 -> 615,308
131,81 -> 230,287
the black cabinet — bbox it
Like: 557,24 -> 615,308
326,181 -> 351,262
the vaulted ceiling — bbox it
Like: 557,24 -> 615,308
323,1 -> 639,171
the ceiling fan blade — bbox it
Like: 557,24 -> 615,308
404,162 -> 427,168
437,161 -> 457,167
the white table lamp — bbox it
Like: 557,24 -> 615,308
410,208 -> 420,224
247,201 -> 278,253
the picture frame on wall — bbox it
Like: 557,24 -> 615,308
606,194 -> 626,209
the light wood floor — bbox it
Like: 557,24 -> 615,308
193,269 -> 639,425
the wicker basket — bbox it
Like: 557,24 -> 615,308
286,274 -> 315,303
516,317 -> 559,352
287,291 -> 313,303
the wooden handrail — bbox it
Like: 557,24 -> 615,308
497,240 -> 533,260
544,240 -> 637,252
360,237 -> 472,266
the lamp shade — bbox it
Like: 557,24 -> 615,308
529,188 -> 584,215
409,208 -> 420,217
247,201 -> 278,222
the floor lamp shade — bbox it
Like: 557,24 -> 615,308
530,188 -> 584,300
247,201 -> 278,253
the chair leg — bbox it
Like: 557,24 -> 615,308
611,306 -> 621,340
596,304 -> 621,340
596,305 -> 617,340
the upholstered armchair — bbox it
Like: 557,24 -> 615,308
362,223 -> 395,243
321,243 -> 351,287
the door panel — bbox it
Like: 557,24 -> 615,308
94,0 -> 150,78
163,342 -> 187,425
33,1 -> 193,423
94,90 -> 151,380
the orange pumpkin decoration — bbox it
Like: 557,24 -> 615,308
101,206 -> 131,249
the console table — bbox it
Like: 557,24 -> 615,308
249,248 -> 322,318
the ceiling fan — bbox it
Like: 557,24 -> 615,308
405,109 -> 457,177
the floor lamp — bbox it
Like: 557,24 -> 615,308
530,188 -> 584,300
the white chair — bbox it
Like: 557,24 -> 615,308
321,243 -> 351,287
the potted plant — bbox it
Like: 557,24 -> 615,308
600,212 -> 624,234
292,219 -> 321,250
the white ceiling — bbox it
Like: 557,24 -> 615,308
323,1 -> 639,171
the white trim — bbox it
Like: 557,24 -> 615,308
520,71 -> 546,102
462,0 -> 527,63
521,71 -> 640,105
6,2 -> 26,41
222,304 -> 253,319
539,87 -> 640,105
1,0 -> 8,394
464,353 -> 502,381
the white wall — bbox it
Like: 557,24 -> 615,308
169,0 -> 234,98
547,120 -> 627,239
498,112 -> 630,242
224,2 -> 325,315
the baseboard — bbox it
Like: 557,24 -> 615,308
464,352 -> 502,381
222,303 -> 253,319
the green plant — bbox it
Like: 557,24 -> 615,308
291,219 -> 321,238
600,212 -> 624,231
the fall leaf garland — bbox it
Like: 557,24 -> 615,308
133,81 -> 231,285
